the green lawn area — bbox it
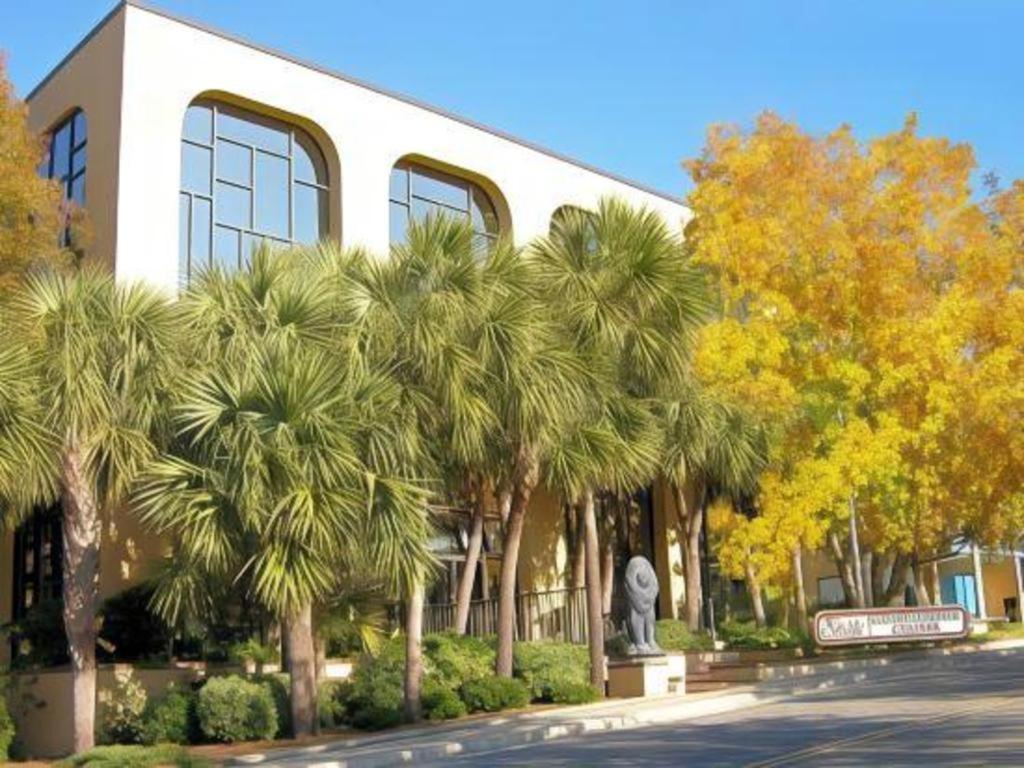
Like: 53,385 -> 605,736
970,621 -> 1024,643
57,745 -> 211,768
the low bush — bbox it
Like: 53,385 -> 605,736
422,633 -> 495,690
548,680 -> 600,705
196,675 -> 278,743
345,637 -> 405,729
140,685 -> 196,746
317,680 -> 351,729
512,642 -> 590,702
58,744 -> 210,767
459,676 -> 529,713
98,669 -> 148,745
422,681 -> 467,721
655,619 -> 714,652
228,639 -> 281,670
718,620 -> 800,650
0,685 -> 14,762
256,673 -> 291,739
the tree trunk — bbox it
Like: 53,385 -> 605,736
569,504 -> 586,590
582,489 -> 605,693
404,578 -> 425,723
496,454 -> 537,678
871,552 -> 889,607
61,446 -> 101,755
284,603 -> 317,738
744,556 -> 767,628
792,542 -> 807,630
912,555 -> 931,605
847,496 -> 866,607
883,553 -> 910,606
685,492 -> 704,633
314,632 -> 326,682
600,507 -> 615,617
454,495 -> 486,634
862,551 -> 874,606
929,559 -> 941,606
972,543 -> 988,618
828,530 -> 858,607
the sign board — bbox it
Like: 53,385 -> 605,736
813,605 -> 971,646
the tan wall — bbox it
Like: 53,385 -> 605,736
26,6 -> 125,272
7,664 -> 204,758
652,479 -> 686,619
517,488 -> 568,593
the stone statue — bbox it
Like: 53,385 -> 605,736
623,555 -> 662,656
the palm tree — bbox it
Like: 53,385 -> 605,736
0,269 -> 178,753
659,386 -> 767,630
135,248 -> 433,736
532,199 -> 709,688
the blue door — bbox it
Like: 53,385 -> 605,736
940,573 -> 978,616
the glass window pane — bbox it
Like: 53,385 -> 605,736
389,201 -> 409,245
215,181 -> 251,229
389,166 -> 408,202
216,108 -> 289,155
51,123 -> 71,180
70,174 -> 85,205
192,196 -> 211,268
183,104 -> 213,145
181,143 -> 212,195
179,193 -> 191,280
217,139 -> 252,186
294,183 -> 326,244
214,225 -> 240,271
72,145 -> 87,176
293,133 -> 327,185
412,197 -> 462,225
72,111 -> 87,148
470,187 -> 499,235
255,151 -> 289,238
411,167 -> 468,210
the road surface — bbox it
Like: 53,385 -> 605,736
437,652 -> 1024,767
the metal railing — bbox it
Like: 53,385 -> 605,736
419,587 -> 589,644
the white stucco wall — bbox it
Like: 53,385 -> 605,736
31,1 -> 688,294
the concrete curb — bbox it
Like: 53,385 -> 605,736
232,641 -> 1024,767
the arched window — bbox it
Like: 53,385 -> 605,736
389,161 -> 499,249
39,109 -> 87,245
179,100 -> 328,284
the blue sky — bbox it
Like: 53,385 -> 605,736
2,1 -> 1021,198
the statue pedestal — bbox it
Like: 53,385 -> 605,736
607,655 -> 672,698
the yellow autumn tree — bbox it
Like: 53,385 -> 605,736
688,112 -> 1023,618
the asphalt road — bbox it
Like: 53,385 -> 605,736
438,653 -> 1024,767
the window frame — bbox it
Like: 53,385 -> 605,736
40,109 -> 87,246
389,161 -> 500,248
11,506 -> 63,621
178,101 -> 329,286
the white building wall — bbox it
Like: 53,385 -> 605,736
107,2 -> 687,293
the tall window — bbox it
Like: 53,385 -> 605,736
389,162 -> 500,248
179,101 -> 329,285
39,110 -> 87,245
11,506 -> 63,621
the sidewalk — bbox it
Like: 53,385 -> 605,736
230,639 -> 1024,768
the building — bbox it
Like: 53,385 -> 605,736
1,0 -> 692,699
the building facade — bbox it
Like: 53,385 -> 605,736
1,0 -> 692,679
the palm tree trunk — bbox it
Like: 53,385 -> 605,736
685,492 -> 704,633
61,446 -> 101,755
570,504 -> 586,589
496,454 -> 537,678
582,489 -> 605,694
600,512 -> 615,617
792,542 -> 807,630
404,577 -> 425,722
454,497 -> 486,634
284,603 -> 317,737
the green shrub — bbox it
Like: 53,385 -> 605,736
655,620 -> 714,652
345,637 -> 405,729
512,642 -> 590,702
422,680 -> 467,721
548,680 -> 600,705
98,669 -> 148,745
459,677 -> 530,713
0,688 -> 14,762
317,680 -> 351,729
228,639 -> 281,669
58,744 -> 210,767
140,685 -> 196,746
196,676 -> 277,743
719,621 -> 802,650
422,633 -> 495,690
256,673 -> 291,739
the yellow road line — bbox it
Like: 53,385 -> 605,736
742,697 -> 1020,768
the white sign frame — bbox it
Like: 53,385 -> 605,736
813,605 -> 971,646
